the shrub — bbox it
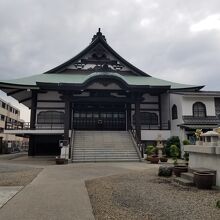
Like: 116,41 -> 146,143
145,145 -> 156,155
158,166 -> 173,177
182,139 -> 190,145
170,144 -> 179,165
165,136 -> 180,157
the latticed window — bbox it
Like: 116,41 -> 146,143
37,111 -> 64,124
133,112 -> 158,125
172,105 -> 178,120
193,102 -> 206,117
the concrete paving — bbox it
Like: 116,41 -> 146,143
0,162 -> 156,220
0,186 -> 23,208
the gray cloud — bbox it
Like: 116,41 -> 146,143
1,0 -> 220,120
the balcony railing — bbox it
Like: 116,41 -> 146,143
5,122 -> 64,130
141,123 -> 170,130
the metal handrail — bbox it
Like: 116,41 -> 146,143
70,129 -> 75,160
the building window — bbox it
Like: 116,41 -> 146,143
172,105 -> 178,120
133,112 -> 158,125
37,111 -> 64,124
0,115 -> 5,121
2,102 -> 6,109
193,102 -> 206,117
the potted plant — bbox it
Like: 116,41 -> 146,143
145,145 -> 155,161
170,144 -> 188,176
160,148 -> 168,162
55,156 -> 68,165
150,154 -> 160,164
160,156 -> 168,162
194,171 -> 214,189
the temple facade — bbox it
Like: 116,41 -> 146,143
0,29 -> 219,158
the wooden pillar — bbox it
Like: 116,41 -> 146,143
64,99 -> 71,140
30,91 -> 37,129
126,103 -> 131,130
28,91 -> 37,156
158,94 -> 162,130
135,99 -> 141,143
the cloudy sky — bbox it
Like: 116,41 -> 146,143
1,0 -> 220,121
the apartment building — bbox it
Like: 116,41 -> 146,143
0,98 -> 27,152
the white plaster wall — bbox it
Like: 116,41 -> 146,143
38,91 -> 62,101
37,102 -> 65,108
182,96 -> 216,116
170,94 -> 184,137
141,130 -> 171,140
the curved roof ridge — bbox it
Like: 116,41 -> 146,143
45,29 -> 151,76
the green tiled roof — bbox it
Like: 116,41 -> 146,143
0,72 -> 202,90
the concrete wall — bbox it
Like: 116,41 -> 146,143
185,144 -> 220,186
141,130 -> 171,140
170,94 -> 184,137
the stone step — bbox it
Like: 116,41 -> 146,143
73,155 -> 137,160
189,167 -> 217,175
73,148 -> 136,151
72,130 -> 140,162
74,144 -> 134,147
73,151 -> 137,154
181,172 -> 194,182
72,158 -> 140,163
173,177 -> 194,186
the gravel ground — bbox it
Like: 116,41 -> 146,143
0,164 -> 42,186
86,168 -> 220,220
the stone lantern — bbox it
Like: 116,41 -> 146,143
156,134 -> 164,157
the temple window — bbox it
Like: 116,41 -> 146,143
133,112 -> 158,125
193,102 -> 206,117
37,111 -> 64,124
172,104 -> 178,120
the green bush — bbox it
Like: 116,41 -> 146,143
170,144 -> 179,165
182,139 -> 190,145
158,166 -> 173,177
145,145 -> 156,155
165,136 -> 180,157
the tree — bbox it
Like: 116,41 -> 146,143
165,136 -> 180,157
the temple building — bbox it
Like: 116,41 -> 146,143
0,29 -> 219,161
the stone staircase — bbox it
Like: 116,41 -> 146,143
72,131 -> 141,162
